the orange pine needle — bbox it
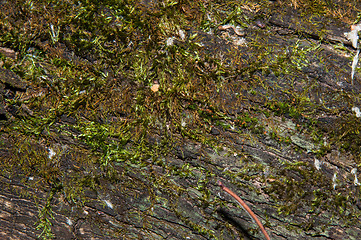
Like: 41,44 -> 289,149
218,181 -> 271,240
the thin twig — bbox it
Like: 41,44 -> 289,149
218,181 -> 271,240
218,25 -> 245,36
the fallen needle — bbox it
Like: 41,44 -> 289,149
218,181 -> 271,240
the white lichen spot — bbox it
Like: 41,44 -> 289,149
344,23 -> 361,83
109,220 -> 121,228
345,23 -> 361,48
332,172 -> 338,190
323,137 -> 328,146
351,49 -> 360,82
103,199 -> 114,209
233,38 -> 247,46
206,13 -> 212,22
352,106 -> 361,118
181,119 -> 186,127
314,158 -> 321,170
351,168 -> 360,186
66,217 -> 73,226
48,148 -> 56,159
336,81 -> 345,87
179,29 -> 186,41
166,37 -> 175,46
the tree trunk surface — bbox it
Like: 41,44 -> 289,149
1,1 -> 361,239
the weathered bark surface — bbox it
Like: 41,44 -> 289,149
1,1 -> 361,240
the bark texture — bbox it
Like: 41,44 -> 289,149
1,1 -> 361,239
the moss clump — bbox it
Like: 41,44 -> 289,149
1,0 -> 361,239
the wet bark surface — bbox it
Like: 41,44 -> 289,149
1,1 -> 361,239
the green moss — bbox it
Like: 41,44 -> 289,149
1,0 -> 361,238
